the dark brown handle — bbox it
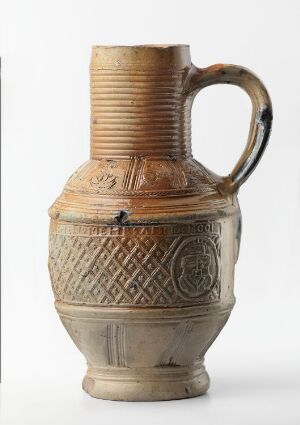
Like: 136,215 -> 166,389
188,64 -> 273,194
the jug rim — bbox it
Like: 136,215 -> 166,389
92,44 -> 190,49
90,44 -> 191,70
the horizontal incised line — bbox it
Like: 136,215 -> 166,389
92,106 -> 187,113
90,85 -> 185,92
91,131 -> 190,138
90,72 -> 184,79
90,68 -> 185,74
91,136 -> 190,143
90,79 -> 183,85
91,79 -> 182,84
91,94 -> 182,100
91,145 -> 190,152
91,80 -> 183,86
91,115 -> 187,123
90,83 -> 183,89
91,141 -> 191,147
91,126 -> 190,132
91,112 -> 190,119
91,87 -> 183,94
91,131 -> 189,137
91,100 -> 184,107
92,104 -> 185,108
90,151 -> 191,157
65,189 -> 204,198
90,81 -> 183,93
91,122 -> 185,128
91,110 -> 188,114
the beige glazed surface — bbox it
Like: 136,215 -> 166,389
48,45 -> 272,401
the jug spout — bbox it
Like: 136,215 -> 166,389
90,45 -> 193,159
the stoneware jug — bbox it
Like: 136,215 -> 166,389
48,45 -> 272,401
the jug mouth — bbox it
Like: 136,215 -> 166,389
91,44 -> 191,70
92,44 -> 189,49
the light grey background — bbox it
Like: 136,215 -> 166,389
1,0 -> 300,424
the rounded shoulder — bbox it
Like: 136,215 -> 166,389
49,158 -> 235,224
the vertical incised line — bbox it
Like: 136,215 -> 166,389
123,159 -> 134,190
168,160 -> 186,188
133,159 -> 145,190
107,323 -> 126,366
107,323 -> 113,365
127,158 -> 139,190
159,321 -> 193,366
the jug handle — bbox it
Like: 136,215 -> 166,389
188,64 -> 273,194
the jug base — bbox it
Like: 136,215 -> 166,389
82,361 -> 209,401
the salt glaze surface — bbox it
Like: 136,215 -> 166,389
49,45 -> 272,401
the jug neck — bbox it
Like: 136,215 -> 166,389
90,45 -> 193,159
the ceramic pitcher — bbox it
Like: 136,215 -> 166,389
48,45 -> 272,401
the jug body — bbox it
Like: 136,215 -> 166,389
48,45 -> 272,401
